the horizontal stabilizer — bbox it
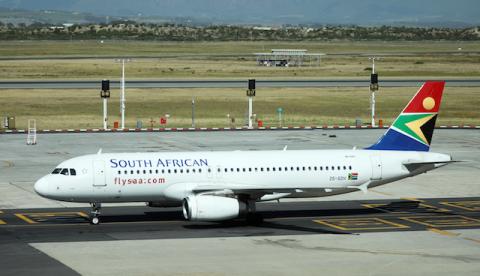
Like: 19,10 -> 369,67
403,160 -> 460,172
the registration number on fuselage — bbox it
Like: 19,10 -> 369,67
329,176 -> 347,181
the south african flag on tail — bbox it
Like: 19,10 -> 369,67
366,81 -> 445,152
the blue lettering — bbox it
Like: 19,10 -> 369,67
173,159 -> 181,167
127,160 -> 136,168
110,159 -> 118,168
200,159 -> 208,166
157,159 -> 166,167
185,159 -> 192,166
118,160 -> 127,168
144,160 -> 152,168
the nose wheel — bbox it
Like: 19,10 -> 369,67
90,202 -> 102,225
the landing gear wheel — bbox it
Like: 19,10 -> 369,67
91,216 -> 100,225
89,202 -> 102,225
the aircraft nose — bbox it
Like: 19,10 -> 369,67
34,177 -> 50,197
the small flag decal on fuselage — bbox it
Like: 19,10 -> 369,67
348,172 -> 358,180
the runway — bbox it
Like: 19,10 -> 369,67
1,78 -> 480,89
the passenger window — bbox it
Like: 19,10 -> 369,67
131,170 -> 134,174
52,168 -> 61,174
337,166 -> 341,170
180,169 -> 183,173
278,167 -> 281,171
124,170 -> 127,174
284,167 -> 288,171
249,168 -> 252,172
349,166 -> 352,170
118,170 -> 121,175
143,170 -> 146,174
343,166 -> 346,170
326,166 -> 329,171
224,168 -> 228,172
261,168 -> 264,172
331,166 -> 334,170
192,169 -> 195,173
70,169 -> 76,176
174,169 -> 178,173
137,170 -> 140,174
60,168 -> 69,175
308,166 -> 311,171
199,169 -> 202,173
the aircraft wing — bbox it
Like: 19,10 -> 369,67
191,184 -> 342,200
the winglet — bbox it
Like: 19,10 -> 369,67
97,148 -> 102,155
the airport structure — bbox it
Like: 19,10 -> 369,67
254,49 -> 325,67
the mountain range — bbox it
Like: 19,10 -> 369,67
0,0 -> 478,27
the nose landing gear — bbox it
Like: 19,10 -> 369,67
90,202 -> 102,225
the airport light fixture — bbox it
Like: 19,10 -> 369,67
115,58 -> 131,129
192,97 -> 196,128
101,80 -> 111,129
246,79 -> 256,129
369,57 -> 380,127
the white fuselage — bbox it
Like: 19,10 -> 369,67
34,149 -> 451,204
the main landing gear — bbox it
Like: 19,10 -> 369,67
89,202 -> 102,225
245,199 -> 263,225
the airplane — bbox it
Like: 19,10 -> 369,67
34,81 -> 453,225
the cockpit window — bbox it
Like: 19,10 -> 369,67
60,168 -> 69,175
70,169 -> 76,176
52,168 -> 61,174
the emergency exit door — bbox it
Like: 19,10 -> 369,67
93,160 -> 107,186
370,155 -> 382,180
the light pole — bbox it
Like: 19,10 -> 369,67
369,57 -> 379,127
115,58 -> 131,129
100,80 -> 110,129
247,79 -> 256,129
191,97 -> 195,128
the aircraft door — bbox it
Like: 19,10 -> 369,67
370,155 -> 382,180
93,160 -> 107,187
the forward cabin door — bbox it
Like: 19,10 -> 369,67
93,160 -> 107,187
370,155 -> 382,180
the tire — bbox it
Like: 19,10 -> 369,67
91,217 -> 100,225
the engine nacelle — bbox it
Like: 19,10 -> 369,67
182,195 -> 246,221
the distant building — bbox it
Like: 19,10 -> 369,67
254,49 -> 325,67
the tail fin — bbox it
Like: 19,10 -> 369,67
366,81 -> 445,151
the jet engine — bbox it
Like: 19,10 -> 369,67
182,195 -> 246,221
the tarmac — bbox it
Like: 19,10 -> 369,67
1,129 -> 479,275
